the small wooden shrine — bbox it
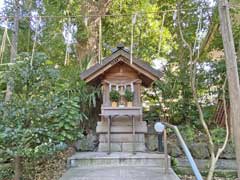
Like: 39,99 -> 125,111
80,45 -> 163,153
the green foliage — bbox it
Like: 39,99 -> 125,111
211,127 -> 227,145
109,90 -> 120,102
102,0 -> 176,62
1,0 -> 237,179
146,57 -> 230,126
124,89 -> 134,102
0,53 -> 98,159
171,157 -> 178,168
0,164 -> 13,180
180,125 -> 196,143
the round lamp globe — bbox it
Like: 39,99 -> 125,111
154,122 -> 165,133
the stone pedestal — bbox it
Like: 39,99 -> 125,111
96,116 -> 147,152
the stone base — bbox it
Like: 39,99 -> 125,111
96,124 -> 147,133
96,115 -> 148,152
99,134 -> 145,143
98,133 -> 146,152
96,118 -> 148,133
98,142 -> 146,152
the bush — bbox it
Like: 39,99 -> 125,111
0,164 -> 13,180
180,125 -> 196,143
0,53 -> 98,179
124,89 -> 134,102
211,127 -> 227,145
109,90 -> 120,102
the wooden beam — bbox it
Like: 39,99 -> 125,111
219,0 -> 240,177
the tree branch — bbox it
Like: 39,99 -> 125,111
215,78 -> 229,161
177,3 -> 214,151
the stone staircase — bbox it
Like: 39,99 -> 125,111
60,152 -> 181,180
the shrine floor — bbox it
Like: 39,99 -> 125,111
59,152 -> 180,180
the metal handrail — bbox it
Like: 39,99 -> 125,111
163,122 -> 204,180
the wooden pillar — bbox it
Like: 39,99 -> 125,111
133,79 -> 142,106
102,81 -> 110,107
132,115 -> 136,154
108,116 -> 111,154
219,0 -> 240,177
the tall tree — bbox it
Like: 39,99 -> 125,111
76,0 -> 111,62
5,0 -> 20,102
10,0 -> 20,62
218,0 -> 240,177
3,1 -> 21,178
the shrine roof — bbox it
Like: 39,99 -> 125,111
80,45 -> 164,87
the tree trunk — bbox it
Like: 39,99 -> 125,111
76,0 -> 111,63
10,0 -> 20,63
14,156 -> 21,180
5,1 -> 21,178
218,0 -> 240,177
207,157 -> 216,180
237,39 -> 240,62
5,0 -> 20,102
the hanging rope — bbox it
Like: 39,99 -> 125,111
0,24 -> 8,64
157,12 -> 166,56
30,38 -> 37,67
30,4 -> 46,68
64,44 -> 70,65
105,79 -> 138,92
30,16 -> 42,67
62,17 -> 77,66
0,21 -> 15,64
64,18 -> 71,66
84,16 -> 88,26
0,7 -> 214,19
98,16 -> 102,64
130,14 -> 137,64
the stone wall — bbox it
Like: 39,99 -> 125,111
74,125 -> 236,161
145,132 -> 236,160
145,130 -> 237,179
145,122 -> 236,160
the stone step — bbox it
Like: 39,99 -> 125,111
67,152 -> 171,169
60,166 -> 180,180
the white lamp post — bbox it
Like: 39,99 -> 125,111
154,122 -> 165,152
154,122 -> 165,133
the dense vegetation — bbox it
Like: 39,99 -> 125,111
0,0 -> 240,179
